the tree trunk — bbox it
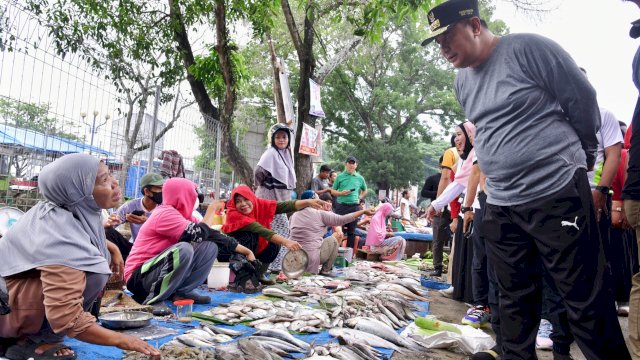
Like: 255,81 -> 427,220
168,0 -> 254,187
267,33 -> 286,124
283,0 -> 316,195
119,147 -> 135,196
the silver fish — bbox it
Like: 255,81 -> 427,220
237,339 -> 272,359
176,334 -> 216,349
253,328 -> 311,350
203,324 -> 243,337
329,328 -> 402,351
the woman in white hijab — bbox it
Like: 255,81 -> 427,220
0,154 -> 159,359
254,123 -> 297,279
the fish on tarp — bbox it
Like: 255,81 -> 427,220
176,334 -> 216,349
201,324 -> 243,337
185,328 -> 216,342
329,328 -> 402,351
350,317 -> 421,350
248,335 -> 306,354
253,328 -> 311,350
237,339 -> 272,359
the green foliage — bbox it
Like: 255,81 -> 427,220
190,45 -> 249,100
328,138 -> 427,192
423,139 -> 450,174
0,98 -> 80,141
26,0 -> 183,98
339,0 -> 435,42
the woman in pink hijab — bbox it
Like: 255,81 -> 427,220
365,203 -> 406,261
125,178 -> 254,315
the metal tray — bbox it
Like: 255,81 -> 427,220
282,249 -> 309,279
99,311 -> 153,330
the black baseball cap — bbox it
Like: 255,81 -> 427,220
345,155 -> 357,163
420,0 -> 480,46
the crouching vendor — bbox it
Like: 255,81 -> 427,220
0,154 -> 159,359
290,191 -> 376,275
124,178 -> 255,316
219,185 -> 327,289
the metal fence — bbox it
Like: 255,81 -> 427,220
0,0 -> 266,213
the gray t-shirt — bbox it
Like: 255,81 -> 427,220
455,33 -> 600,206
311,176 -> 329,192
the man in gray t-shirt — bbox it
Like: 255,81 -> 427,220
310,164 -> 332,195
420,0 -> 629,359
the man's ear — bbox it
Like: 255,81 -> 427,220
471,17 -> 482,36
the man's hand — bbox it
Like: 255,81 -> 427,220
450,217 -> 459,234
463,211 -> 474,234
103,214 -> 121,229
426,205 -> 440,222
126,213 -> 147,224
592,190 -> 608,222
339,190 -> 351,196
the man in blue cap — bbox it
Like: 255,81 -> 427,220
422,0 -> 630,359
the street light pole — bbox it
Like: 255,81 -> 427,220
82,111 -> 109,156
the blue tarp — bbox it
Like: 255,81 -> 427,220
63,286 -> 431,359
0,124 -> 111,156
394,231 -> 433,241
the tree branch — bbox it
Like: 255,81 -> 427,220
314,37 -> 361,84
281,0 -> 304,60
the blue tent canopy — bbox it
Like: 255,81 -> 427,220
0,124 -> 112,156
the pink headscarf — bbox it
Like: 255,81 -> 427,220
124,177 -> 199,281
140,178 -> 198,240
366,203 -> 394,246
453,121 -> 476,186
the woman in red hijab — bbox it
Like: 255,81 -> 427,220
221,185 -> 326,285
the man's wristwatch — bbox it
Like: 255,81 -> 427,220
595,185 -> 610,194
461,206 -> 474,214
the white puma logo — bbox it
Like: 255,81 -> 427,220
561,216 -> 579,230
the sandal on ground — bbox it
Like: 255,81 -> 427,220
150,301 -> 173,316
5,342 -> 76,360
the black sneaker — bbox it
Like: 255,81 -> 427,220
429,268 -> 443,277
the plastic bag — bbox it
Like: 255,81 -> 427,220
401,320 -> 495,355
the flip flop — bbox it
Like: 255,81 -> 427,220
5,342 -> 76,360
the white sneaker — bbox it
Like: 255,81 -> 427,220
439,286 -> 454,298
617,302 -> 629,317
535,318 -> 553,351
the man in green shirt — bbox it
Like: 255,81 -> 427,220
333,156 -> 368,248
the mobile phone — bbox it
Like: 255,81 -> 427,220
131,210 -> 145,216
349,188 -> 357,192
